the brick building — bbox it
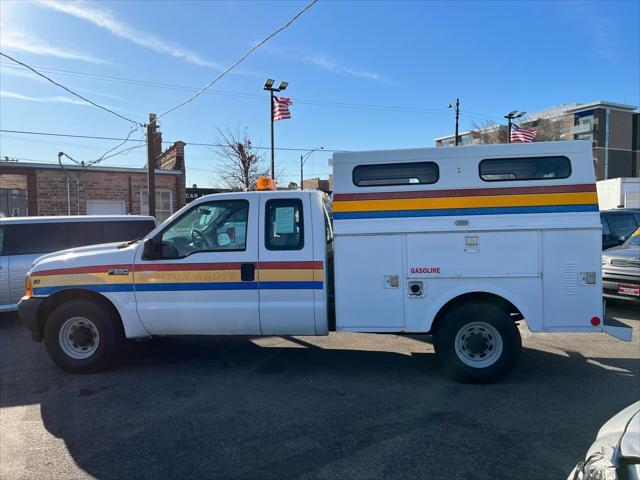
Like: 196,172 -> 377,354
0,138 -> 186,223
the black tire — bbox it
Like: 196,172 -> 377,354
433,302 -> 522,384
43,299 -> 120,374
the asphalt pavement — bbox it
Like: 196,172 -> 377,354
1,303 -> 638,480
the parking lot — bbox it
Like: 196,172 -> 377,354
0,303 -> 638,480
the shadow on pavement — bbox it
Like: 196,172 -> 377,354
1,316 -> 638,480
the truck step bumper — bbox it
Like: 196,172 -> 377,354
603,317 -> 633,342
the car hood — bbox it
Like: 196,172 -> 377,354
603,245 -> 640,258
31,242 -> 139,273
586,401 -> 640,463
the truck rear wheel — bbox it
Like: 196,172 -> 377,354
433,302 -> 522,383
44,299 -> 120,374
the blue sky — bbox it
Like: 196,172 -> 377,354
1,0 -> 638,187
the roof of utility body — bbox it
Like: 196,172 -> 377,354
0,215 -> 155,224
331,140 -> 593,165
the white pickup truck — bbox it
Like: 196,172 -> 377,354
18,141 -> 631,383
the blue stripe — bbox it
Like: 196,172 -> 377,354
259,281 -> 323,289
33,280 -> 324,295
33,284 -> 134,295
333,204 -> 599,220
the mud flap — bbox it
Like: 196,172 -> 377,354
603,317 -> 633,342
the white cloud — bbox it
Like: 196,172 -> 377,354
38,0 -> 221,68
0,29 -> 108,64
302,54 -> 389,83
1,89 -> 90,106
0,89 -> 139,115
264,46 -> 390,83
0,67 -> 122,100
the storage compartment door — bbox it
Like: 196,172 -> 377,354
542,229 -> 602,328
335,235 -> 404,329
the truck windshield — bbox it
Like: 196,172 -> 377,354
625,228 -> 640,247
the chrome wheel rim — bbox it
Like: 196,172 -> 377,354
454,322 -> 503,368
58,316 -> 100,360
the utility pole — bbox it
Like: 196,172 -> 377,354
448,98 -> 460,146
146,113 -> 157,218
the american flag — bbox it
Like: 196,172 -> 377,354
273,96 -> 292,121
510,124 -> 537,143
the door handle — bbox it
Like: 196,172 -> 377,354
240,263 -> 255,282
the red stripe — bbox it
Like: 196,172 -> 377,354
35,264 -> 133,277
258,261 -> 323,269
333,183 -> 596,201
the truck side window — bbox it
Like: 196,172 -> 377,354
353,162 -> 439,187
265,199 -> 303,250
479,156 -> 571,181
159,200 -> 248,258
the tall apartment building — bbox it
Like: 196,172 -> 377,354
434,100 -> 639,180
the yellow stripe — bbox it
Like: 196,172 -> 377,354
32,272 -> 132,287
135,270 -> 242,284
333,192 -> 598,213
257,268 -> 323,282
33,268 -> 326,287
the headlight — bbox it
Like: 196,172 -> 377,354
601,257 -> 609,266
572,453 -> 618,480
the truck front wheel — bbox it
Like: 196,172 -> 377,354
44,299 -> 120,374
433,303 -> 522,383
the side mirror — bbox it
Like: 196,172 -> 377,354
142,238 -> 157,260
217,233 -> 231,247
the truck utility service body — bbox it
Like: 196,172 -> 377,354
18,141 -> 631,382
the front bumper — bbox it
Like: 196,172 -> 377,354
17,296 -> 43,342
602,271 -> 640,303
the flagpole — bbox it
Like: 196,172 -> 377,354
270,90 -> 275,179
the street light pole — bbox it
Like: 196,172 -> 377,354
263,79 -> 289,180
270,89 -> 275,179
300,146 -> 324,190
504,110 -> 526,144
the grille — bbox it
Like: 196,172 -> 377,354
611,258 -> 640,268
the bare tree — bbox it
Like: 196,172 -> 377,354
214,128 -> 267,191
471,116 -> 566,144
471,120 -> 508,144
521,117 -> 566,142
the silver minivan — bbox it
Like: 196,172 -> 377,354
0,215 -> 155,312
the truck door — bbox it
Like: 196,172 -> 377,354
258,194 -> 318,335
133,197 -> 261,335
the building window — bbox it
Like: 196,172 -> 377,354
141,189 -> 173,223
353,162 -> 439,187
461,136 -> 473,146
576,133 -> 593,141
479,156 -> 571,182
265,199 -> 304,251
0,188 -> 28,217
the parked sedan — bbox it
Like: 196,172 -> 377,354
602,228 -> 640,303
568,401 -> 640,480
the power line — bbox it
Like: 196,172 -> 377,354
0,128 -> 344,152
1,62 -> 499,120
156,0 -> 317,122
0,53 -> 141,126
